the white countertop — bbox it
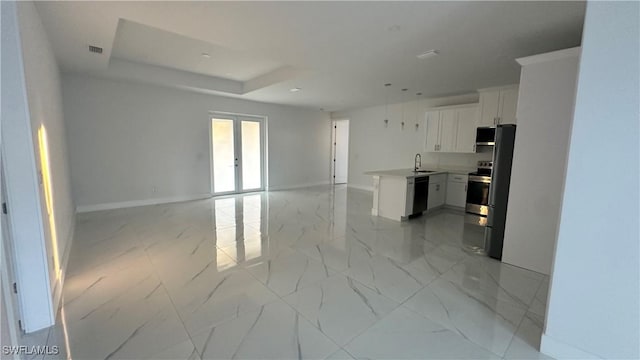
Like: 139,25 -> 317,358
365,167 -> 474,179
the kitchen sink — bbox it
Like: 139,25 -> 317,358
413,170 -> 436,173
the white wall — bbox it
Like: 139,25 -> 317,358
502,48 -> 580,275
1,0 -> 60,332
17,1 -> 76,307
62,74 -> 331,210
332,94 -> 490,190
541,2 -> 639,359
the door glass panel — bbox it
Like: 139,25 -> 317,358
212,119 -> 236,193
241,121 -> 262,190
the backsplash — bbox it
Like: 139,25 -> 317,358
420,151 -> 492,169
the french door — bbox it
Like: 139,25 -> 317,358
210,114 -> 265,195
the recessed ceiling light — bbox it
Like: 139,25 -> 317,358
417,49 -> 440,60
201,53 -> 211,58
290,87 -> 302,92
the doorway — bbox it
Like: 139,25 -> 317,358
332,120 -> 349,184
1,162 -> 23,344
210,114 -> 266,195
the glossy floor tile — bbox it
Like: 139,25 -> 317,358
18,185 -> 551,359
344,306 -> 500,359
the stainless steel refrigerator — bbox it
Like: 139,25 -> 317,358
485,124 -> 516,259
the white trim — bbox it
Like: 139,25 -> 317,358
477,84 -> 519,93
267,181 -> 330,191
76,194 -> 212,213
347,184 -> 374,192
540,334 -> 602,359
427,102 -> 479,111
517,47 -> 581,66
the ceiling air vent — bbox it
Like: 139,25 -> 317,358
88,45 -> 103,54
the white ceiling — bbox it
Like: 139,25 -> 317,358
112,20 -> 285,82
35,1 -> 585,111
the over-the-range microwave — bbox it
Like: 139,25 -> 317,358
476,127 -> 496,146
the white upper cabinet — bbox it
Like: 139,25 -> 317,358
439,109 -> 457,152
425,110 -> 440,152
455,106 -> 478,153
479,90 -> 500,126
478,85 -> 519,126
424,104 -> 478,153
497,87 -> 519,124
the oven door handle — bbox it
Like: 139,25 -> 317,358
468,175 -> 492,184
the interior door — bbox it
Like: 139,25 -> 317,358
1,164 -> 23,341
332,120 -> 349,184
211,115 -> 265,194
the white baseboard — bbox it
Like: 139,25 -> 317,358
77,182 -> 343,212
268,181 -> 330,191
540,334 -> 601,359
76,194 -> 212,213
53,214 -> 76,313
347,184 -> 373,192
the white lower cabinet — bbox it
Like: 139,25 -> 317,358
445,174 -> 468,208
427,174 -> 446,210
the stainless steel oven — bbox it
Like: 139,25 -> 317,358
466,174 -> 491,216
465,161 -> 492,216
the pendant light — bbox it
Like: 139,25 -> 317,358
415,92 -> 422,131
383,83 -> 391,127
401,88 -> 408,130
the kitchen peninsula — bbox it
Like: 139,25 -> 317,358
366,168 -> 472,221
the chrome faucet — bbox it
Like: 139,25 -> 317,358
414,153 -> 422,172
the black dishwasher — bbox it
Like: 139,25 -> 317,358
411,176 -> 429,217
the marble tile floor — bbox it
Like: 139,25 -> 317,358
16,185 -> 551,360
